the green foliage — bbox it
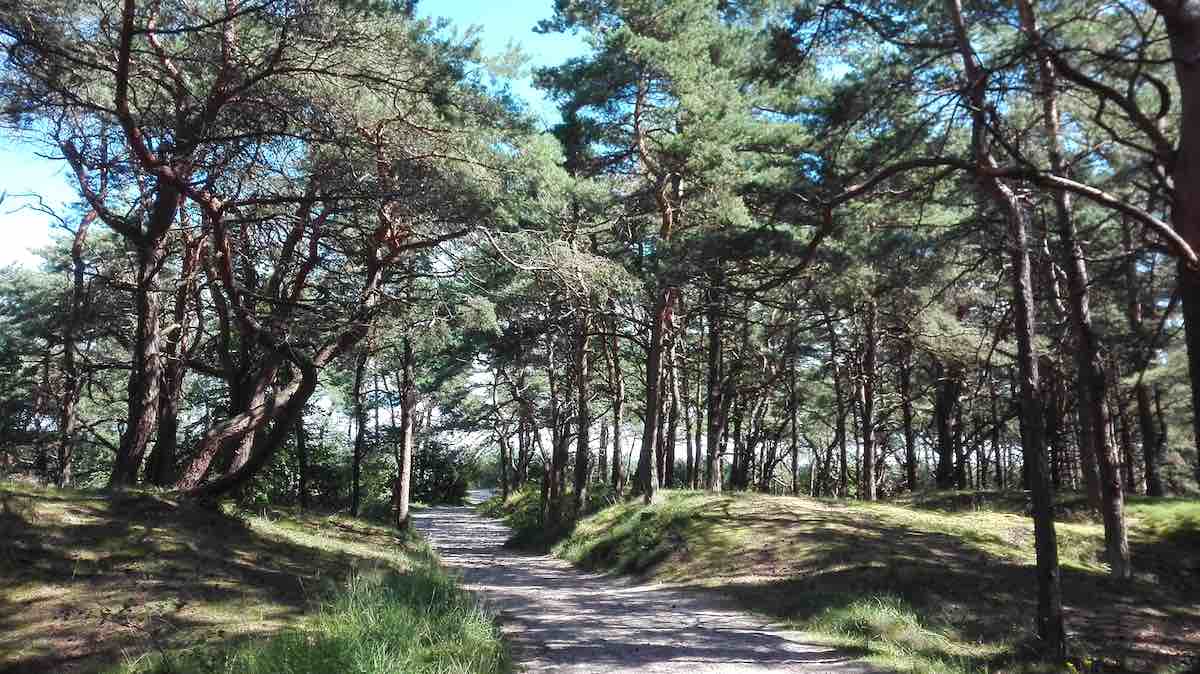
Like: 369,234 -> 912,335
109,568 -> 509,674
805,595 -> 1006,674
412,440 -> 473,505
478,486 -> 548,548
555,493 -> 710,574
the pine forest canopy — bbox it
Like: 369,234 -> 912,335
2,0 -> 1200,664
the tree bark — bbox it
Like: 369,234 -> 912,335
1140,0 -> 1200,486
705,271 -> 726,492
111,239 -> 167,486
899,339 -> 918,491
665,340 -> 681,487
295,417 -> 309,509
146,231 -> 202,486
394,338 -> 415,529
860,299 -> 878,500
572,312 -> 592,516
604,311 -> 625,491
790,350 -> 801,496
1138,383 -> 1165,496
1018,0 -> 1130,579
634,284 -> 676,501
934,361 -> 959,490
947,0 -> 1066,654
57,212 -> 94,487
350,348 -> 369,517
826,314 -> 849,497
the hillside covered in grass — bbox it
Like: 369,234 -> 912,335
0,483 -> 508,674
484,488 -> 1200,673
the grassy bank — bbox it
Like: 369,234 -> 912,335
1,482 -> 508,674
482,487 -> 1199,673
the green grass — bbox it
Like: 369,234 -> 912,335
108,564 -> 508,674
1128,499 -> 1200,545
486,486 -> 1200,674
1,482 -> 509,674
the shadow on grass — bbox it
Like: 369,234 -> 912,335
0,485 -> 414,674
532,490 -> 1200,673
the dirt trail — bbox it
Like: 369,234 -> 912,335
412,494 -> 876,673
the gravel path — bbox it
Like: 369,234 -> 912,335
412,494 -> 876,673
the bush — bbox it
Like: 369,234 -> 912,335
412,440 -> 472,505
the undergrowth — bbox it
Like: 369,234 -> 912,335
109,563 -> 509,674
0,482 -> 508,674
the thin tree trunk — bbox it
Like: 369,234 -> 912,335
637,287 -> 677,503
934,362 -> 958,489
705,270 -> 726,492
1138,383 -> 1164,496
604,312 -> 625,492
900,340 -> 917,491
111,240 -> 166,486
790,353 -> 801,496
394,338 -> 415,529
683,343 -> 696,489
665,340 -> 680,487
57,212 -> 94,487
860,300 -> 877,500
1018,0 -> 1130,579
948,0 -> 1065,653
350,348 -> 368,517
827,315 -> 848,497
572,312 -> 592,516
296,417 -> 309,509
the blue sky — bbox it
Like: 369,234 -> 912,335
0,1 -> 586,267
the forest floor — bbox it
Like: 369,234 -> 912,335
0,482 -> 507,674
485,488 -> 1200,674
413,493 -> 877,673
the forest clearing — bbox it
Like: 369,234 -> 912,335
4,0 -> 1200,672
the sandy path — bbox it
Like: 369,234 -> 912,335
412,495 -> 875,673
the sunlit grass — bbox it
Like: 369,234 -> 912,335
1,483 -> 509,674
485,486 -> 1200,673
108,567 -> 509,674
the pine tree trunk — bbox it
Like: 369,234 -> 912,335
57,214 -> 93,487
860,300 -> 877,500
1149,0 -> 1200,487
948,0 -> 1066,653
395,339 -> 415,529
597,422 -> 608,491
1138,383 -> 1164,496
991,376 -> 1004,489
572,312 -> 592,516
1182,270 -> 1200,487
900,341 -> 918,492
705,271 -> 725,493
605,315 -> 625,492
665,341 -> 680,488
790,355 -> 801,496
683,343 -> 696,489
934,362 -> 958,489
296,418 -> 309,509
637,287 -> 676,503
1018,0 -> 1130,578
111,240 -> 166,487
350,349 -> 368,517
827,315 -> 848,497
146,234 -> 201,487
